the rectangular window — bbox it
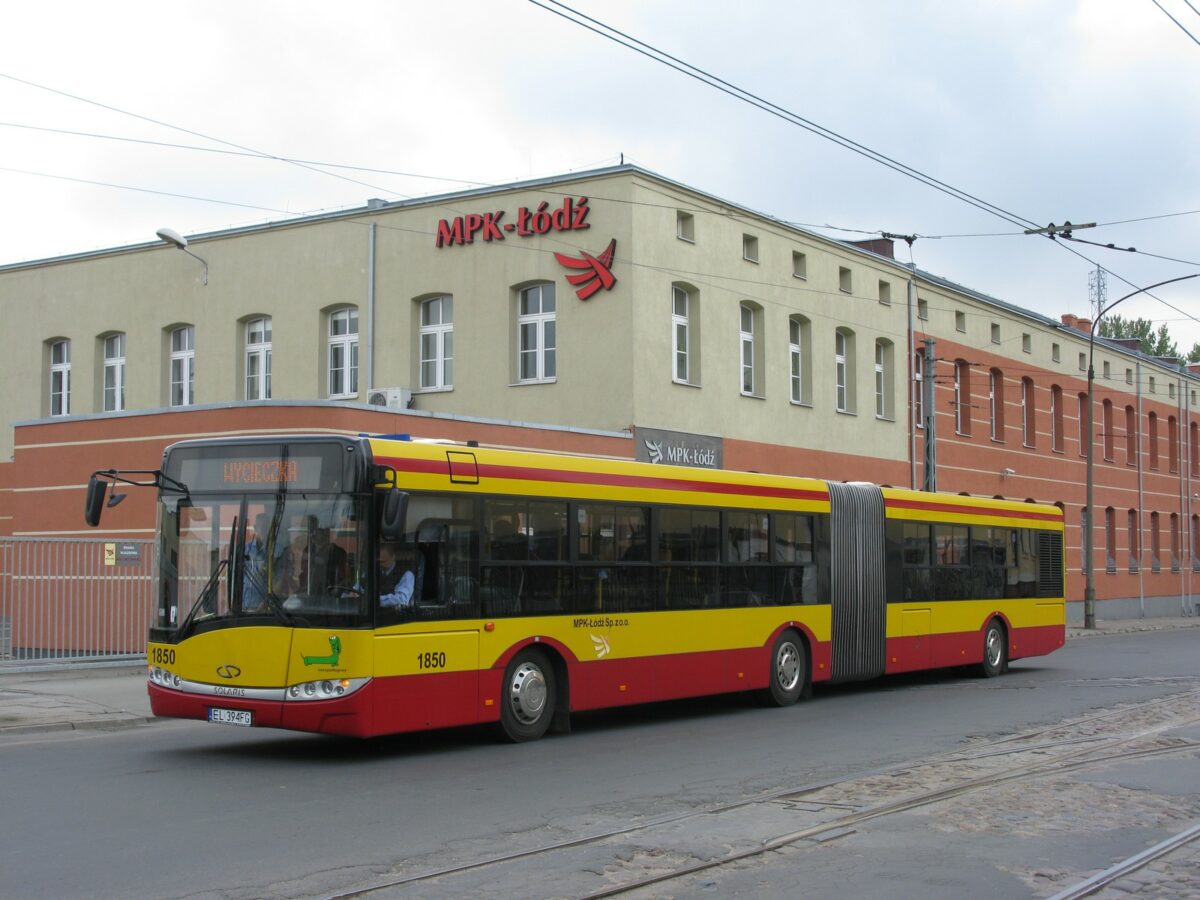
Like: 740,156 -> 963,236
792,251 -> 807,279
990,322 -> 1000,343
878,280 -> 891,305
1022,379 -> 1036,448
658,507 -> 720,609
1022,333 -> 1032,354
914,353 -> 924,429
839,266 -> 852,293
1050,385 -> 1063,452
419,296 -> 453,390
576,503 -> 651,613
917,298 -> 928,320
1052,342 -> 1061,363
170,326 -> 195,407
103,333 -> 125,412
742,234 -> 758,263
1078,352 -> 1087,372
49,339 -> 71,416
245,317 -> 272,401
327,308 -> 359,398
1128,509 -> 1140,572
1125,368 -> 1133,385
518,284 -> 556,382
676,211 -> 694,242
1102,360 -> 1111,380
956,311 -> 966,333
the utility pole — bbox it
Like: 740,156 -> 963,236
1088,267 -> 1107,324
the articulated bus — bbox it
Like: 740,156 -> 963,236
85,434 -> 1066,741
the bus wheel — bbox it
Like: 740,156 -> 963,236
766,631 -> 806,706
499,649 -> 556,742
980,619 -> 1007,678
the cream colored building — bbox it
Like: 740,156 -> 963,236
3,165 -> 1199,618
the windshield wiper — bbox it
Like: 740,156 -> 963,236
178,557 -> 229,638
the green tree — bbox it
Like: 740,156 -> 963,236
1097,315 -> 1180,358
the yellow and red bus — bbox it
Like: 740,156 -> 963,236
85,434 -> 1065,741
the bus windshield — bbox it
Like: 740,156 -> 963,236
157,492 -> 370,632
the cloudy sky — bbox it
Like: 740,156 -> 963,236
3,1 -> 1198,347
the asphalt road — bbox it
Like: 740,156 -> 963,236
1,630 -> 1198,900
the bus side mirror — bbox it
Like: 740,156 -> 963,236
380,489 -> 409,543
84,474 -> 107,527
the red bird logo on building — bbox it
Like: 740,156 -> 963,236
554,239 -> 617,300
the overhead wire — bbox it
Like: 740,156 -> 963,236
1150,0 -> 1200,46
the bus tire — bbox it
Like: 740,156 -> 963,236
980,619 -> 1007,678
766,631 -> 806,706
498,649 -> 556,742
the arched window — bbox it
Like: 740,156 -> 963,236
874,338 -> 894,419
169,326 -> 195,407
517,284 -> 555,383
739,302 -> 764,397
418,296 -> 453,390
48,338 -> 71,416
1126,406 -> 1138,467
244,316 -> 272,401
1150,511 -> 1161,572
913,352 -> 924,428
1170,513 -> 1180,572
102,333 -> 126,412
989,368 -> 1004,440
671,284 -> 696,384
1104,507 -> 1116,573
327,307 -> 359,398
1168,415 -> 1179,473
1148,412 -> 1159,470
1077,392 -> 1089,457
955,359 -> 972,435
1128,509 -> 1140,572
1101,399 -> 1113,461
1191,421 -> 1199,477
1191,513 -> 1200,572
835,328 -> 856,413
1050,385 -> 1063,452
788,315 -> 811,405
1022,377 -> 1036,448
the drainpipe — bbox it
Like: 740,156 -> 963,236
1136,361 -> 1145,617
367,221 -> 377,393
907,273 -> 917,490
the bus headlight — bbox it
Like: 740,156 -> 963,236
285,677 -> 367,701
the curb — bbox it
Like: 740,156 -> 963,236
0,715 -> 156,737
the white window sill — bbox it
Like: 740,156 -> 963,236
875,415 -> 895,423
510,378 -> 557,387
672,379 -> 702,389
740,392 -> 765,401
837,408 -> 857,417
416,386 -> 453,394
789,400 -> 812,409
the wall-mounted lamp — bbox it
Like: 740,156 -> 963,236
1000,467 -> 1016,478
156,227 -> 208,285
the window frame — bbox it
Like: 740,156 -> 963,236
327,307 -> 359,399
169,326 -> 195,408
102,332 -> 126,413
49,339 -> 71,417
517,283 -> 556,384
244,316 -> 272,402
418,296 -> 454,391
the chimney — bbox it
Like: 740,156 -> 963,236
1061,314 -> 1079,330
1188,363 -> 1200,375
1076,318 -> 1092,333
847,238 -> 895,259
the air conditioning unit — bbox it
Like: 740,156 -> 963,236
367,387 -> 413,410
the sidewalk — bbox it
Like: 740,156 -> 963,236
0,664 -> 152,736
1,618 -> 1198,736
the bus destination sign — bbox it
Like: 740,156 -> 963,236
222,460 -> 299,485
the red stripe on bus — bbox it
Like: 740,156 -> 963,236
377,454 -> 831,504
885,497 -> 1061,522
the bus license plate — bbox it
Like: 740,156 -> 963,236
208,708 -> 252,727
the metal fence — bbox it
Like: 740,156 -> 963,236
0,537 -> 155,668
